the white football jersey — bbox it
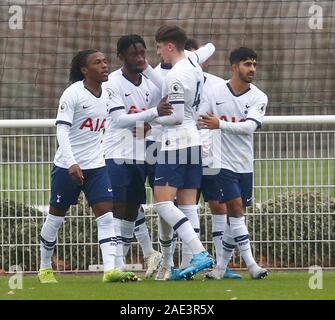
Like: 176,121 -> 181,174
201,80 -> 268,173
102,68 -> 161,160
54,81 -> 109,170
154,63 -> 172,79
145,63 -> 172,143
160,57 -> 204,151
199,72 -> 226,167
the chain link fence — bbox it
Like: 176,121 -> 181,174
1,128 -> 334,272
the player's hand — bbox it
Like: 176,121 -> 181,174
198,112 -> 219,129
133,122 -> 151,139
69,164 -> 84,186
128,106 -> 142,114
157,96 -> 173,116
128,106 -> 148,114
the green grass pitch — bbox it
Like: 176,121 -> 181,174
1,271 -> 334,300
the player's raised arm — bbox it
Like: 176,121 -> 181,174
185,42 -> 215,64
144,42 -> 215,89
142,62 -> 165,90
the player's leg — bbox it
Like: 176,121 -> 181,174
225,198 -> 268,279
216,169 -> 245,276
151,149 -> 177,279
105,159 -> 131,271
178,190 -> 200,269
153,147 -> 211,279
84,166 -> 137,282
112,203 -> 126,271
172,147 -> 214,279
207,201 -> 242,279
156,215 -> 177,281
134,205 -> 162,278
239,172 -> 267,279
136,140 -> 162,278
92,202 -> 137,282
38,165 -> 79,284
219,169 -> 268,279
175,188 -> 213,279
170,195 -> 180,260
178,171 -> 210,271
134,205 -> 154,257
122,203 -> 139,260
38,207 -> 66,284
155,215 -> 174,280
199,170 -> 240,279
209,202 -> 226,268
153,182 -> 177,280
120,163 -> 149,268
170,229 -> 178,265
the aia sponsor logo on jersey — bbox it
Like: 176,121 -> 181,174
80,118 -> 106,131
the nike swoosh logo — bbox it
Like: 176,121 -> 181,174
108,188 -> 113,192
247,197 -> 252,202
83,106 -> 89,109
154,177 -> 164,181
125,93 -> 131,97
216,102 -> 225,105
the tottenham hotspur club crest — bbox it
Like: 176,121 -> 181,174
244,104 -> 250,115
106,88 -> 115,99
258,103 -> 265,114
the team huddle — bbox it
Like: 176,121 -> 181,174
38,25 -> 268,284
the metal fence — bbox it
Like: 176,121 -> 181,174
0,122 -> 334,272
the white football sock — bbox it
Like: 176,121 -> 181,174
40,214 -> 64,269
230,216 -> 256,267
212,214 -> 226,266
96,212 -> 116,272
158,216 -> 174,266
134,206 -> 154,258
178,205 -> 200,268
218,222 -> 236,270
113,217 -> 125,270
121,219 -> 135,258
153,201 -> 205,254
